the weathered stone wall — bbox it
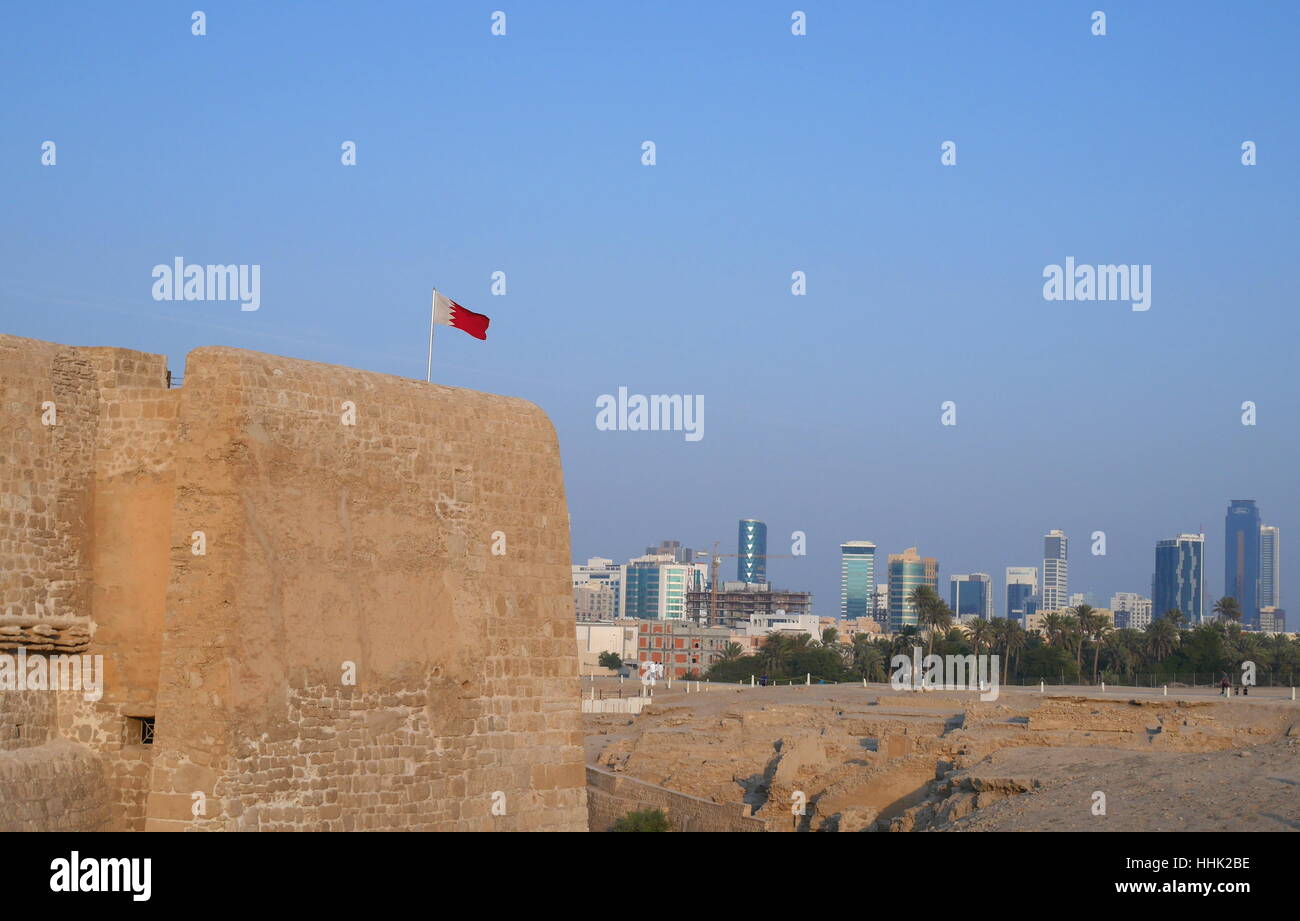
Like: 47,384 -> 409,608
586,765 -> 764,832
143,347 -> 584,830
0,337 -> 175,831
0,337 -> 97,651
1,335 -> 585,832
0,739 -> 113,831
67,350 -> 177,830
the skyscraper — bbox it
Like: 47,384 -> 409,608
1260,525 -> 1280,610
888,547 -> 937,631
840,541 -> 876,620
1042,530 -> 1069,611
737,518 -> 767,584
950,573 -> 993,620
1153,533 -> 1205,624
1006,567 -> 1038,623
1224,500 -> 1261,627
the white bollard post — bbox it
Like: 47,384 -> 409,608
1039,680 -> 1044,694
1101,682 -> 1105,693
750,675 -> 755,687
863,678 -> 867,688
806,673 -> 811,687
1163,685 -> 1167,696
1292,687 -> 1295,701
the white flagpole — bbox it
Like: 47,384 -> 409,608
427,288 -> 437,383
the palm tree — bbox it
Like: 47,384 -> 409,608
1108,629 -> 1141,680
1090,621 -> 1113,683
820,626 -> 839,647
1042,612 -> 1070,649
1146,618 -> 1178,664
908,585 -> 951,656
1163,607 -> 1186,629
925,603 -> 954,656
1212,597 -> 1242,624
720,641 -> 744,663
965,617 -> 992,656
1002,621 -> 1027,683
760,632 -> 793,672
1070,605 -> 1097,673
988,617 -> 1010,678
853,642 -> 886,682
891,625 -> 922,658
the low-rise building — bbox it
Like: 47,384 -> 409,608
1110,593 -> 1152,631
1259,606 -> 1287,633
575,621 -> 640,675
635,620 -> 737,678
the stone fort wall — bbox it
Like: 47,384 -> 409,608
0,334 -> 585,831
1,337 -> 174,830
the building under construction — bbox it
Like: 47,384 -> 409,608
687,581 -> 813,630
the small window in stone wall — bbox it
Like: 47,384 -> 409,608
128,717 -> 155,745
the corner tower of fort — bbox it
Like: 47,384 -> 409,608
0,334 -> 586,831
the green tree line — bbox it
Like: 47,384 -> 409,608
704,589 -> 1300,687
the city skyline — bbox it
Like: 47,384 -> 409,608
579,500 -> 1281,624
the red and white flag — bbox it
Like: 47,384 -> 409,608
432,290 -> 490,340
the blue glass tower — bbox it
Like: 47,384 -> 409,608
738,519 -> 767,583
1225,500 -> 1261,627
950,574 -> 992,620
1007,584 -> 1033,621
840,542 -> 876,619
1153,533 -> 1204,623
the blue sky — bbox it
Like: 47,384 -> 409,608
3,1 -> 1297,614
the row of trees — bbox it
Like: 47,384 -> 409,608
702,588 -> 1299,687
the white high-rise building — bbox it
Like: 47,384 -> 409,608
872,584 -> 890,622
1109,593 -> 1152,631
1042,530 -> 1069,611
1260,525 -> 1281,609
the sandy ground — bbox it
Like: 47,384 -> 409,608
948,741 -> 1299,831
582,677 -> 1300,832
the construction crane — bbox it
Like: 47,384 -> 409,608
694,540 -> 797,627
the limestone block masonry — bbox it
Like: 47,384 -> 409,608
0,334 -> 586,831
